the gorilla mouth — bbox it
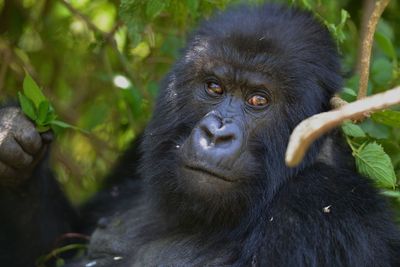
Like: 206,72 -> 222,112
184,164 -> 235,182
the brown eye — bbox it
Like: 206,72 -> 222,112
247,95 -> 268,107
206,82 -> 223,95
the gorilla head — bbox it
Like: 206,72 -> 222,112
140,4 -> 342,227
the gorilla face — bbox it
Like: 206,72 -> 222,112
140,5 -> 341,226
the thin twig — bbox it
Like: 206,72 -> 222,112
58,0 -> 149,98
356,0 -> 375,73
59,0 -> 106,38
285,86 -> 400,167
358,0 -> 390,99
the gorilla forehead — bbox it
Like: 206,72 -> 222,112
182,4 -> 340,92
192,4 -> 335,55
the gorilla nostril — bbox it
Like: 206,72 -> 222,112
200,124 -> 214,140
215,134 -> 235,146
222,118 -> 233,124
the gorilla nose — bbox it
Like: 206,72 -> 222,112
190,114 -> 242,158
199,117 -> 234,147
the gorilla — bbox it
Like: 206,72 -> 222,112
0,3 -> 399,267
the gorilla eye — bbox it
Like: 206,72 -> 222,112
247,95 -> 268,107
206,82 -> 223,96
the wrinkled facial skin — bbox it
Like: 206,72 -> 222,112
142,58 -> 282,225
140,7 -> 341,226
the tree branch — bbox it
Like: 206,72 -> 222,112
58,0 -> 149,98
59,0 -> 106,38
285,86 -> 400,167
358,0 -> 390,99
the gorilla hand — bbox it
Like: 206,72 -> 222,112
0,107 -> 51,186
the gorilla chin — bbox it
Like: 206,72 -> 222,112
176,164 -> 250,226
181,164 -> 236,193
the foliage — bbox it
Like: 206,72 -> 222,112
18,73 -> 79,133
0,0 -> 399,221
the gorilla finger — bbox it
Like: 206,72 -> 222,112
0,161 -> 19,182
0,136 -> 33,169
40,131 -> 54,144
14,121 -> 43,155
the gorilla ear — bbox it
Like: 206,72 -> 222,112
285,87 -> 400,167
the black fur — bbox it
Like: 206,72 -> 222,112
1,4 -> 399,267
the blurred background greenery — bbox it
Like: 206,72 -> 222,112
0,0 -> 399,221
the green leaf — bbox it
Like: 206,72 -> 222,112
342,122 -> 366,138
186,0 -> 199,15
371,58 -> 393,86
339,9 -> 350,27
18,92 -> 37,121
375,31 -> 397,61
50,120 -> 89,134
37,101 -> 50,125
299,0 -> 312,9
131,41 -> 150,58
23,73 -> 47,107
377,20 -> 394,41
36,125 -> 51,133
354,142 -> 396,188
56,258 -> 65,267
342,87 -> 357,97
146,0 -> 165,19
50,120 -> 74,129
122,86 -> 143,117
359,118 -> 390,139
371,110 -> 400,127
381,190 -> 400,199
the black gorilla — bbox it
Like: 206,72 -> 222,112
0,3 -> 399,267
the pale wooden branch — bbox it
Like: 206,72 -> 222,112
285,86 -> 400,167
330,95 -> 348,109
358,0 -> 390,99
356,0 -> 375,73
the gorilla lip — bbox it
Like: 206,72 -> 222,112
184,164 -> 234,182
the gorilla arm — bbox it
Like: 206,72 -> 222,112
0,106 -> 77,267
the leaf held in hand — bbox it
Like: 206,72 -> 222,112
37,101 -> 50,125
18,92 -> 37,121
50,120 -> 74,129
18,74 -> 85,135
23,73 -> 47,107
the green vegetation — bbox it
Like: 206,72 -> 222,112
19,73 -> 79,133
1,0 -> 399,222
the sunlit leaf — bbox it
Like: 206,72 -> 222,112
371,110 -> 400,127
18,92 -> 37,121
355,142 -> 396,188
131,41 -> 150,58
382,190 -> 400,199
342,87 -> 357,97
342,122 -> 366,138
23,73 -> 47,107
146,0 -> 165,19
37,101 -> 50,125
50,120 -> 74,129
